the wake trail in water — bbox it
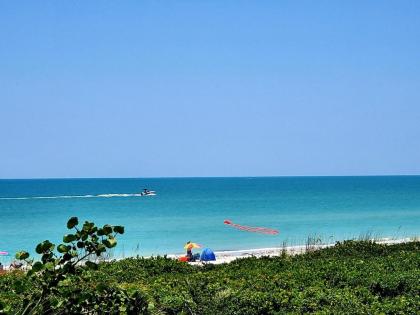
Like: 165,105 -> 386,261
0,193 -> 147,200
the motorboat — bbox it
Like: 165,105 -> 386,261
139,189 -> 156,196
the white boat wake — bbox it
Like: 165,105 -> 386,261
0,193 -> 156,200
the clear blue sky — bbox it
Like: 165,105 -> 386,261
1,1 -> 419,178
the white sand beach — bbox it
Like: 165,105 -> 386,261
168,237 -> 416,265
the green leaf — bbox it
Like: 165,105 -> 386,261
102,224 -> 113,235
41,253 -> 53,263
113,226 -> 125,234
67,217 -> 79,229
63,234 -> 77,243
83,221 -> 94,232
41,240 -> 55,252
57,244 -> 70,253
15,251 -> 29,260
32,261 -> 44,272
102,237 -> 117,248
44,262 -> 55,271
35,243 -> 44,254
62,253 -> 72,262
108,237 -> 117,248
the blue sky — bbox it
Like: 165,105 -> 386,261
1,1 -> 420,178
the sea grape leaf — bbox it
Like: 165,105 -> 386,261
102,224 -> 113,235
57,244 -> 70,253
32,261 -> 43,272
63,234 -> 77,243
113,226 -> 125,234
67,217 -> 79,229
15,251 -> 29,260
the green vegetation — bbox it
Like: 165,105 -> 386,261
0,219 -> 419,314
0,217 -> 146,314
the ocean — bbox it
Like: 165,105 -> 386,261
0,176 -> 419,260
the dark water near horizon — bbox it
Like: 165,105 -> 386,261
0,176 -> 419,260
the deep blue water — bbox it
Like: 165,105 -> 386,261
0,176 -> 419,260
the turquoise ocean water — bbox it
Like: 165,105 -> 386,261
0,177 -> 419,260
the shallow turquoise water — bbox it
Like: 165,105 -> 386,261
0,176 -> 419,259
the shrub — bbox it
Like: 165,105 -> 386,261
3,217 -> 148,314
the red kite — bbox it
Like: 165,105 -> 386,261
224,219 -> 279,235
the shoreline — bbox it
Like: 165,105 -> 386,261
1,237 -> 417,271
167,237 -> 417,265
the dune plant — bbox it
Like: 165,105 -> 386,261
305,235 -> 322,253
12,217 -> 148,314
1,230 -> 419,314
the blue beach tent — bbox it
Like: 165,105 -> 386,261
200,248 -> 216,261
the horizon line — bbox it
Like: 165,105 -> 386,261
1,174 -> 420,180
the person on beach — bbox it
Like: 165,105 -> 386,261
186,241 -> 193,261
